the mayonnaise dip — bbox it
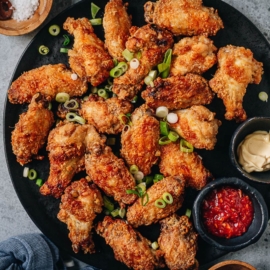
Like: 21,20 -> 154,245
237,130 -> 270,173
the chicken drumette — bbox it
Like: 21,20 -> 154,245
57,178 -> 103,254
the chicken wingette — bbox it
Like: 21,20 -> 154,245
57,178 -> 103,254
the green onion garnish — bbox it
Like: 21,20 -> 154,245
168,131 -> 179,142
110,62 -> 128,78
158,49 -> 172,78
91,86 -> 98,94
154,174 -> 164,181
103,196 -> 114,212
64,99 -> 79,110
159,136 -> 171,145
129,164 -> 139,174
151,241 -> 159,250
162,192 -> 173,204
180,139 -> 194,153
141,192 -> 149,206
66,112 -> 86,125
49,24 -> 61,36
145,175 -> 154,186
60,48 -> 69,53
97,89 -> 109,99
258,91 -> 268,102
185,208 -> 192,218
131,95 -> 138,103
111,208 -> 119,217
90,18 -> 102,25
28,169 -> 37,180
160,121 -> 169,136
23,167 -> 29,178
122,49 -> 134,62
154,199 -> 166,208
91,2 -> 100,19
38,45 -> 49,55
62,34 -> 70,46
55,92 -> 70,103
118,208 -> 126,218
36,179 -> 43,187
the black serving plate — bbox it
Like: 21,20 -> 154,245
3,0 -> 270,269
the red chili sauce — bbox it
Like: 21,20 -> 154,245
202,186 -> 254,239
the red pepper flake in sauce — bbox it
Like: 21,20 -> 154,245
202,186 -> 254,239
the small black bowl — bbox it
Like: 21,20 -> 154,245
230,117 -> 270,184
192,177 -> 268,251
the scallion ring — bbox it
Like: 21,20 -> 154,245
97,89 -> 109,99
185,208 -> 192,218
23,167 -> 29,178
258,91 -> 268,102
154,174 -> 164,181
126,189 -> 139,196
118,208 -> 126,218
157,62 -> 169,73
55,92 -> 70,103
141,192 -> 149,206
144,75 -> 154,86
167,112 -> 178,124
162,192 -> 173,204
36,179 -> 43,187
134,171 -> 144,182
91,2 -> 100,19
131,95 -> 138,103
38,45 -> 49,55
151,241 -> 159,250
156,106 -> 169,118
49,24 -> 60,36
122,49 -> 134,62
110,62 -> 128,78
62,34 -> 70,46
111,208 -> 119,217
137,182 -> 146,194
159,136 -> 171,145
91,86 -> 98,94
129,164 -> 139,174
130,58 -> 140,69
154,199 -> 166,208
60,48 -> 69,53
90,18 -> 102,25
168,131 -> 179,142
180,139 -> 194,153
64,99 -> 79,110
160,121 -> 169,136
66,112 -> 86,125
28,169 -> 37,180
145,175 -> 154,186
103,196 -> 114,212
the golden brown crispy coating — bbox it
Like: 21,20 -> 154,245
63,17 -> 114,86
80,95 -> 133,134
96,216 -> 165,270
170,35 -> 217,76
158,214 -> 198,270
8,64 -> 88,104
85,145 -> 137,206
57,178 -> 103,254
126,176 -> 185,227
121,104 -> 160,176
112,24 -> 174,100
11,93 -> 54,165
40,123 -> 102,198
144,0 -> 223,37
103,0 -> 132,61
170,105 -> 221,150
209,45 -> 263,122
159,142 -> 212,190
141,74 -> 214,110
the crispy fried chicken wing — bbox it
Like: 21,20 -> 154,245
11,93 -> 54,165
170,105 -> 221,150
112,24 -> 174,100
85,145 -> 137,206
103,0 -> 132,61
63,17 -> 114,86
209,45 -> 263,122
121,104 -> 160,176
40,123 -> 103,198
8,64 -> 88,104
159,143 -> 212,190
80,95 -> 133,134
158,214 -> 198,270
170,36 -> 217,76
141,74 -> 214,110
126,176 -> 185,227
96,216 -> 165,270
57,178 -> 103,254
144,0 -> 223,37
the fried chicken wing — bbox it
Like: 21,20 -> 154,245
141,74 -> 214,110
103,0 -> 132,61
170,105 -> 221,150
144,0 -> 223,37
126,176 -> 185,227
158,214 -> 198,270
112,24 -> 174,100
11,93 -> 54,165
121,105 -> 160,176
209,45 -> 263,122
8,64 -> 88,104
63,17 -> 114,86
170,36 -> 217,76
57,178 -> 103,254
40,123 -> 102,198
85,145 -> 137,206
96,216 -> 165,270
80,95 -> 133,134
159,143 -> 212,190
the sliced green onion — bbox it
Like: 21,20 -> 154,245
148,70 -> 157,80
159,136 -> 171,145
28,169 -> 37,180
23,167 -> 29,178
157,62 -> 169,73
48,102 -> 52,110
111,208 -> 119,217
162,192 -> 173,204
258,91 -> 268,102
55,92 -> 70,103
110,62 -> 128,78
107,137 -> 116,145
185,208 -> 192,218
103,196 -> 114,212
145,176 -> 154,186
160,121 -> 169,136
167,112 -> 178,124
113,58 -> 118,66
66,112 -> 86,125
64,99 -> 79,110
168,131 -> 179,142
155,199 -> 166,208
122,49 -> 134,61
83,95 -> 89,101
62,34 -> 70,46
137,182 -> 146,194
156,106 -> 169,118
60,48 -> 69,53
126,189 -> 139,196
151,241 -> 159,250
131,95 -> 138,103
91,86 -> 98,94
90,18 -> 102,25
129,165 -> 139,174
180,139 -> 194,153
105,84 -> 113,91
144,75 -> 154,86
134,171 -> 144,181
118,113 -> 129,125
49,24 -> 60,36
36,179 -> 43,187
141,192 -> 149,206
98,89 -> 109,99
91,2 -> 100,19
119,208 -> 126,218
38,45 -> 49,55
130,58 -> 140,69
161,49 -> 172,78
154,174 -> 164,181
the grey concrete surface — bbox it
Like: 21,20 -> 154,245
0,0 -> 269,269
